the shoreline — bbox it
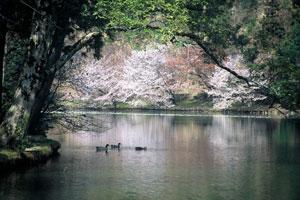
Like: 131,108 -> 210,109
56,106 -> 300,119
60,99 -> 299,119
0,136 -> 60,172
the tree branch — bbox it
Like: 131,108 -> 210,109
55,31 -> 102,70
177,32 -> 275,98
178,32 -> 252,86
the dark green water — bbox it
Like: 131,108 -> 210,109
1,112 -> 300,200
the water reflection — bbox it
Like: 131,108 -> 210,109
1,113 -> 300,200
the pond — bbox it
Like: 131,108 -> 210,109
1,112 -> 300,200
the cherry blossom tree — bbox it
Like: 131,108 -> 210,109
66,44 -> 178,107
207,54 -> 267,109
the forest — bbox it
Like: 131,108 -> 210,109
0,0 -> 300,170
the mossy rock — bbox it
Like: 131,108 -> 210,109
0,149 -> 20,161
0,136 -> 61,171
27,136 -> 61,153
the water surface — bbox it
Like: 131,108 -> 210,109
1,112 -> 300,200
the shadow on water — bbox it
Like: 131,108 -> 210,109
1,112 -> 300,200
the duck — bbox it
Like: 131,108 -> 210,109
96,144 -> 109,152
135,147 -> 147,151
111,143 -> 121,149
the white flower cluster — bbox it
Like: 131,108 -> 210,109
68,44 -> 176,107
207,54 -> 267,109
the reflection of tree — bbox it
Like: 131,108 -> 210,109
46,113 -> 300,199
272,119 -> 300,164
45,113 -> 109,134
205,116 -> 277,148
197,115 -> 299,200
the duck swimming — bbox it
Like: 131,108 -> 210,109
135,147 -> 147,151
96,144 -> 109,152
111,143 -> 121,149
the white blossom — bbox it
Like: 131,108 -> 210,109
67,44 -> 176,107
207,54 -> 267,109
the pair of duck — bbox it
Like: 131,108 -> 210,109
96,143 -> 147,152
96,143 -> 121,152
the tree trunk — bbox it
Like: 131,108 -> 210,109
0,19 -> 7,123
27,31 -> 101,134
0,0 -> 57,144
26,30 -> 66,135
0,0 -> 100,145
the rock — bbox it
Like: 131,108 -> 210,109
0,137 -> 61,171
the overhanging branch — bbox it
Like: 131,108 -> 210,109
55,31 -> 102,70
178,32 -> 252,86
177,32 -> 274,98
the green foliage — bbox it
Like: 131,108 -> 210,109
234,0 -> 299,110
244,16 -> 257,37
186,0 -> 234,47
240,0 -> 258,9
268,19 -> 300,109
94,0 -> 189,42
245,6 -> 300,110
119,29 -> 168,48
256,0 -> 285,49
93,0 -> 234,47
242,47 -> 258,63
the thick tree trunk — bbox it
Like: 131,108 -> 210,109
0,0 -> 56,144
0,0 -> 100,145
27,31 -> 101,134
26,30 -> 66,135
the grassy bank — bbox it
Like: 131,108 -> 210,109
0,136 -> 60,171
